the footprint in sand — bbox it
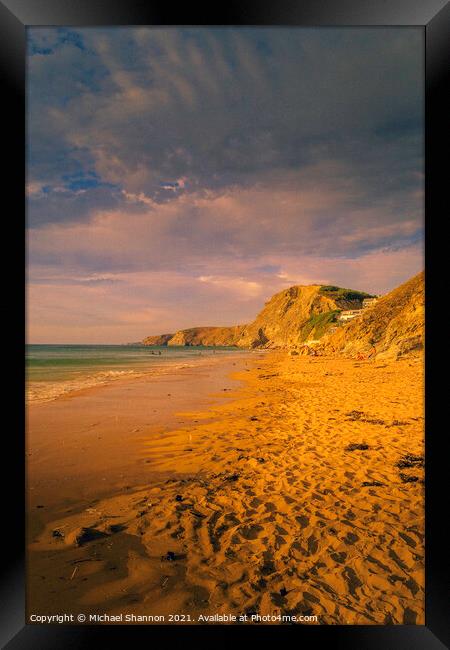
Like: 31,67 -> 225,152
342,566 -> 363,598
240,524 -> 264,540
296,515 -> 309,529
307,535 -> 319,555
343,532 -> 359,545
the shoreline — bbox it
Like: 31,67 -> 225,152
26,348 -> 252,405
27,351 -> 424,624
27,351 -> 255,520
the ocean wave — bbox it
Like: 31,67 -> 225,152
27,368 -> 147,404
26,359 -> 213,404
25,356 -> 246,404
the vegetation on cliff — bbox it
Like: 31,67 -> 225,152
319,286 -> 374,303
300,310 -> 341,341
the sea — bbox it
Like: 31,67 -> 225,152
26,344 -> 242,404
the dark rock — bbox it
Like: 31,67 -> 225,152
396,454 -> 424,469
346,411 -> 384,425
346,443 -> 370,451
225,473 -> 239,482
399,473 -> 419,483
346,410 -> 365,420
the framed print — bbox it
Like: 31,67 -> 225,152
1,0 -> 449,647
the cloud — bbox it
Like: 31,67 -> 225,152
27,27 -> 423,226
26,27 -> 424,342
272,244 -> 424,295
28,167 -> 423,275
198,275 -> 263,300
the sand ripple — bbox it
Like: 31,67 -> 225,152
31,353 -> 424,624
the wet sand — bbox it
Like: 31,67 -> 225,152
27,353 -> 252,522
27,351 -> 424,625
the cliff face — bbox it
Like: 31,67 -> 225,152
235,285 -> 371,349
322,272 -> 424,360
141,273 -> 424,357
142,284 -> 372,349
167,326 -> 245,347
142,333 -> 174,346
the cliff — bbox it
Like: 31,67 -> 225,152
167,326 -> 245,347
142,284 -> 372,349
321,271 -> 424,360
235,285 -> 371,349
141,273 -> 424,358
142,333 -> 174,346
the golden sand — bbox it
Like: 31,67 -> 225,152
28,352 -> 424,625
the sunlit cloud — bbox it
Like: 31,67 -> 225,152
26,27 -> 424,342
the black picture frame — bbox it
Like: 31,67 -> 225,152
1,1 -> 448,647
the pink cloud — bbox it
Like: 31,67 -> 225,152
27,168 -> 423,343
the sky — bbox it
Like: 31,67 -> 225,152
27,27 -> 424,344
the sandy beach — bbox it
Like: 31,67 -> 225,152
27,353 -> 251,520
27,350 -> 424,625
